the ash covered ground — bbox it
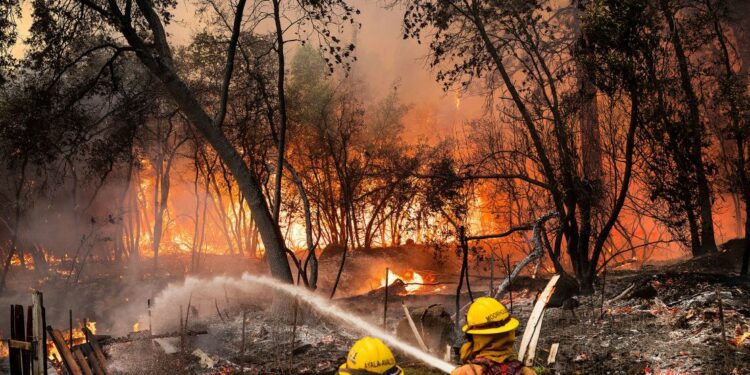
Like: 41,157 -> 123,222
1,242 -> 749,374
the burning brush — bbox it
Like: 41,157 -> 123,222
47,321 -> 97,362
372,270 -> 446,296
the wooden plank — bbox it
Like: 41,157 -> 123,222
524,310 -> 545,366
47,328 -> 82,375
518,275 -> 560,362
31,292 -> 45,375
8,339 -> 32,351
401,303 -> 429,352
72,349 -> 93,375
83,345 -> 106,375
41,307 -> 47,375
23,306 -> 32,375
83,326 -> 107,373
10,305 -> 26,375
547,343 -> 559,365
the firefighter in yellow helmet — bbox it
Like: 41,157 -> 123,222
451,297 -> 537,375
338,337 -> 404,375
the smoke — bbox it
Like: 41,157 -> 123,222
136,273 -> 457,373
131,274 -> 274,335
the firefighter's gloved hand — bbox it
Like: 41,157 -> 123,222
451,364 -> 484,375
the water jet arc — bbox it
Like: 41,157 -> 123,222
237,273 -> 457,373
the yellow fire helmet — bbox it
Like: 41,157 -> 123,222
338,337 -> 404,375
462,297 -> 520,335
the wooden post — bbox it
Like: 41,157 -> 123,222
383,268 -> 389,329
179,305 -> 184,354
69,309 -> 73,349
31,292 -> 46,375
289,298 -> 299,372
489,253 -> 494,296
10,305 -> 25,375
24,306 -> 32,375
600,268 -> 607,318
147,299 -> 152,336
716,287 -> 726,343
83,318 -> 88,344
240,310 -> 247,375
506,255 -> 513,315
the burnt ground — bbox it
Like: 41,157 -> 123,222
0,242 -> 749,374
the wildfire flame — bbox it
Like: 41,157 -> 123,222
380,270 -> 425,294
132,322 -> 140,332
47,321 -> 96,362
0,340 -> 8,358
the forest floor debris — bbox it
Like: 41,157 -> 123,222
1,244 -> 748,374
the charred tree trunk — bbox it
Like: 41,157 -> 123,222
686,205 -> 703,256
116,155 -> 135,264
587,83 -> 640,289
707,0 -> 750,275
191,154 -> 202,272
286,161 -> 318,289
573,1 -> 603,193
660,0 -> 717,254
271,0 -> 288,223
152,153 -> 172,271
0,155 -> 28,295
209,176 -> 237,256
742,178 -> 750,276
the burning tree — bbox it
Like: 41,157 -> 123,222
5,0 -> 361,287
402,0 -> 644,292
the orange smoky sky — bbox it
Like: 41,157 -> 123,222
11,0 -> 486,141
8,1 -> 744,257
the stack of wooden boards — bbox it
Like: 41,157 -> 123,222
7,291 -> 108,375
46,326 -> 108,375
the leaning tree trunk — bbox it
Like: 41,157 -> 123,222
111,2 -> 294,283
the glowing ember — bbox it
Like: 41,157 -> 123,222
730,332 -> 750,347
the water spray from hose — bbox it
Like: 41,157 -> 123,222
234,273 -> 457,373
